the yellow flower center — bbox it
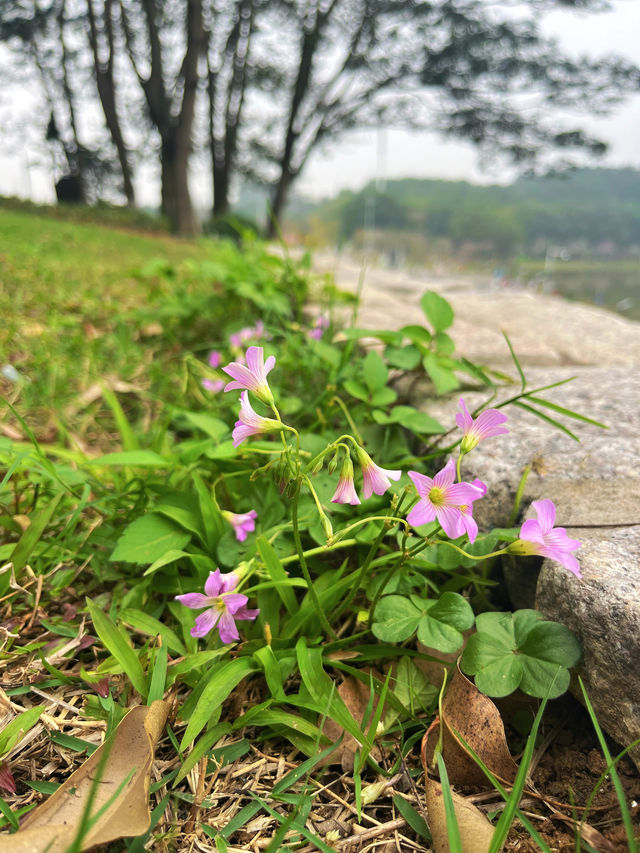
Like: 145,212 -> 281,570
428,486 -> 445,506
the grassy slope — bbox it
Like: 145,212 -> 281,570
0,207 -> 212,435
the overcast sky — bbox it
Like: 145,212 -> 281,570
1,0 -> 638,205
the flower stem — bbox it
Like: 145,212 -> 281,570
330,397 -> 364,444
291,485 -> 337,639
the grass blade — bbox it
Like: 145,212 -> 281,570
86,599 -> 147,698
579,677 -> 638,853
436,753 -> 463,853
513,400 -> 580,441
502,331 -> 526,393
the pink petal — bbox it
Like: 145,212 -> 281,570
222,593 -> 249,614
532,499 -> 556,534
436,504 -> 464,539
459,511 -> 479,543
433,459 -> 456,488
544,527 -> 582,552
204,569 -> 223,598
445,482 -> 484,506
222,362 -> 255,391
475,408 -> 509,438
407,499 -> 436,528
191,609 -> 217,638
217,609 -> 240,644
234,605 -> 260,621
264,355 -> 276,374
520,518 -> 545,545
175,592 -> 210,610
408,470 -> 433,497
218,572 -> 239,594
232,422 -> 258,447
331,476 -> 361,505
245,346 -> 263,375
456,399 -> 474,432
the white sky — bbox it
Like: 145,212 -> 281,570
1,0 -> 638,205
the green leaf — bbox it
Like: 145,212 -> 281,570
525,395 -> 608,429
400,325 -> 432,346
143,549 -> 191,576
174,723 -> 231,785
519,658 -> 569,699
256,537 -> 297,616
416,617 -> 464,654
86,599 -> 147,698
180,658 -> 256,749
513,401 -> 580,441
363,350 -> 388,393
343,379 -> 369,401
370,387 -> 397,406
147,644 -> 168,704
120,608 -> 187,655
371,596 -> 421,643
9,493 -> 63,573
428,592 -> 475,632
518,621 -> 581,667
0,706 -> 44,756
110,514 -> 191,565
85,450 -> 171,467
422,353 -> 459,395
421,291 -> 454,333
101,385 -> 139,451
393,795 -> 431,841
182,412 -> 229,440
384,345 -> 421,371
473,654 -> 523,698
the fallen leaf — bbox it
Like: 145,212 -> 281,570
423,666 -> 517,788
425,773 -> 495,853
0,700 -> 169,852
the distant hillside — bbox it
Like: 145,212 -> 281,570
289,168 -> 640,258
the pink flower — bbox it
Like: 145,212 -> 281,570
202,378 -> 225,393
175,569 -> 259,642
229,332 -> 242,348
232,391 -> 280,447
223,346 -> 276,403
308,315 -> 329,340
509,499 -> 582,578
331,457 -> 360,505
456,399 -> 508,453
223,509 -> 257,541
208,350 -> 222,369
355,447 -> 401,500
406,459 -> 485,541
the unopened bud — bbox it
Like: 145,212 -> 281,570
320,514 -> 334,542
311,458 -> 324,476
327,449 -> 340,475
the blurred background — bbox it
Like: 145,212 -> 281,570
1,0 -> 639,317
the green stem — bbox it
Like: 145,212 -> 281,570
291,486 -> 337,639
367,550 -> 408,630
330,397 -> 363,444
334,491 -> 408,620
330,514 -> 411,544
279,539 -> 359,566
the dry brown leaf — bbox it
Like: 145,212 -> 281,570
0,700 -> 169,852
425,774 -> 495,853
322,672 -> 384,771
423,667 -> 517,788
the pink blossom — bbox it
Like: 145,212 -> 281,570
208,350 -> 222,368
510,499 -> 582,578
308,315 -> 329,340
176,569 -> 259,642
223,509 -> 258,541
202,378 -> 225,393
223,346 -> 276,403
232,391 -> 280,447
229,332 -> 242,348
406,460 -> 485,541
331,457 -> 360,505
355,447 -> 401,500
456,399 -> 508,453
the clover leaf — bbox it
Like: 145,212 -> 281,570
372,592 -> 474,653
460,609 -> 581,699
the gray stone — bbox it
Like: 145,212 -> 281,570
536,527 -> 640,766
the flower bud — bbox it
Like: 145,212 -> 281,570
327,449 -> 340,475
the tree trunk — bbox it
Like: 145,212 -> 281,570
161,129 -> 198,236
87,0 -> 135,205
267,168 -> 293,239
